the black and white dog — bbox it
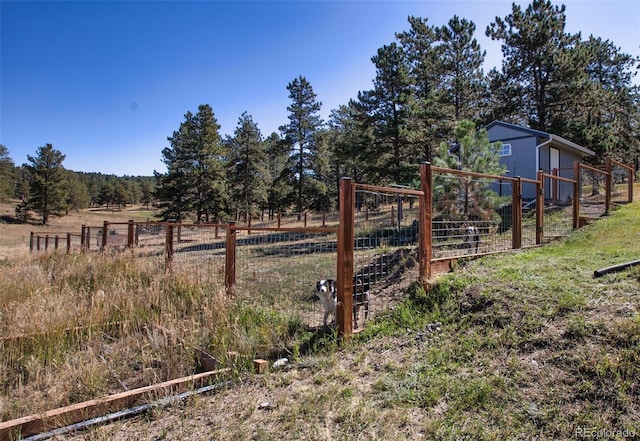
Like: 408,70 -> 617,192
353,276 -> 370,329
316,278 -> 370,328
464,225 -> 480,253
316,279 -> 337,326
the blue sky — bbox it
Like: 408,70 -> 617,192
1,1 -> 639,176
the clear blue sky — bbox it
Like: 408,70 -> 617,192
1,0 -> 638,176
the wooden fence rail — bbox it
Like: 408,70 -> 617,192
29,158 -> 635,336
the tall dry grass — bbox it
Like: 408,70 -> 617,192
0,250 -> 303,421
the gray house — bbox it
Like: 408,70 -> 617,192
486,121 -> 595,200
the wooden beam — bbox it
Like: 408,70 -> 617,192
0,368 -> 230,441
337,178 -> 354,338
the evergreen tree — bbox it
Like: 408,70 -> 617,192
357,43 -> 417,185
328,102 -> 374,195
264,132 -> 293,217
139,179 -> 155,209
0,144 -> 15,202
97,181 -> 115,208
436,16 -> 488,122
486,0 -> 579,130
279,76 -> 324,216
307,129 -> 335,211
432,120 -> 507,221
155,104 -> 227,222
396,16 -> 447,162
227,112 -> 269,221
65,170 -> 90,211
24,144 -> 68,225
549,36 -> 640,163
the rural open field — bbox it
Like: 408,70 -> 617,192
1,193 -> 639,440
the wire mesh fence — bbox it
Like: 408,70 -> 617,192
610,160 -> 634,205
540,170 -> 577,240
521,179 -> 538,247
26,158 -> 633,334
168,224 -> 227,286
578,165 -> 608,219
353,186 -> 421,326
431,172 -> 514,258
233,228 -> 338,329
135,222 -> 169,256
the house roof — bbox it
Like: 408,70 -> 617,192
485,120 -> 595,157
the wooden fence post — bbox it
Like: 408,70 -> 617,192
127,220 -> 135,248
45,235 -> 50,252
80,225 -> 85,252
277,213 -> 281,228
512,177 -> 522,249
304,212 -> 308,228
552,168 -> 559,205
419,163 -> 432,288
30,232 -> 34,253
54,235 -> 59,252
573,161 -> 580,229
605,157 -> 612,214
37,235 -> 41,251
67,233 -> 72,254
101,221 -> 109,251
337,178 -> 354,338
225,221 -> 237,296
536,170 -> 544,244
165,223 -> 174,274
629,162 -> 634,203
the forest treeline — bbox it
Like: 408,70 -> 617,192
1,1 -> 638,225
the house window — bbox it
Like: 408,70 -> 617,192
499,143 -> 512,157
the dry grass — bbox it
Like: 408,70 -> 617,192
1,188 -> 639,439
58,197 -> 640,440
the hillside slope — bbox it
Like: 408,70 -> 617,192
56,201 -> 639,440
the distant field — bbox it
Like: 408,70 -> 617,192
0,202 -> 157,259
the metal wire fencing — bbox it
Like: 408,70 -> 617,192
232,227 -> 338,329
353,184 -> 421,327
431,170 -> 517,258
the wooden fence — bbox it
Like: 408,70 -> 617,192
29,159 -> 634,336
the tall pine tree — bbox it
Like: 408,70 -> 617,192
155,104 -> 227,222
24,144 -> 68,225
436,16 -> 488,123
279,76 -> 324,216
227,112 -> 269,221
486,0 -> 578,130
0,144 -> 15,202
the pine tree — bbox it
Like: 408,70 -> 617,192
436,16 -> 488,123
264,132 -> 293,218
64,170 -> 90,211
549,36 -> 640,163
279,76 -> 324,216
396,16 -> 448,162
24,144 -> 68,225
486,0 -> 578,130
356,43 -> 417,185
432,120 -> 507,221
227,112 -> 269,221
0,144 -> 15,202
155,104 -> 227,222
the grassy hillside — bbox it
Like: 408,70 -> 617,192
48,201 -> 639,440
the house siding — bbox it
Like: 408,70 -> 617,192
486,121 -> 593,202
